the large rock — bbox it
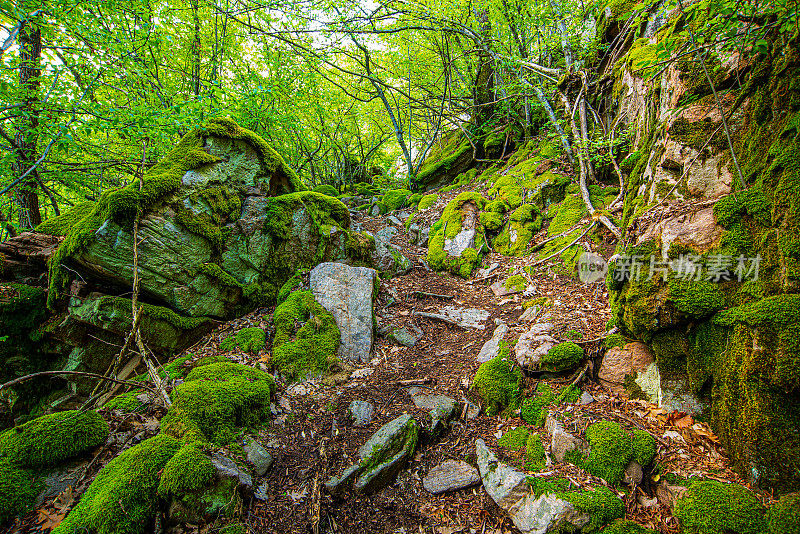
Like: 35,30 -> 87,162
598,342 -> 655,394
310,262 -> 377,363
23,119 -> 376,382
367,227 -> 411,277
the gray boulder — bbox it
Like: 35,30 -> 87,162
477,323 -> 508,363
310,262 -> 377,363
368,227 -> 411,277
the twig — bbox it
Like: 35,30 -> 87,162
412,290 -> 453,300
529,222 -> 596,267
394,377 -> 433,386
0,371 -> 157,393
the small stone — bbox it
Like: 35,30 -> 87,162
387,215 -> 404,226
477,323 -> 508,363
244,437 -> 274,476
411,393 -> 457,434
423,460 -> 480,494
390,324 -> 423,347
624,460 -> 643,486
579,391 -> 595,405
348,400 -> 375,427
464,398 -> 481,419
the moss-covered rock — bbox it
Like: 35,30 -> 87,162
541,342 -> 584,372
411,130 -> 475,192
673,481 -> 767,534
520,383 -> 556,426
418,193 -> 438,210
0,409 -> 109,468
0,459 -> 39,524
560,486 -> 625,532
498,426 -> 530,448
160,362 -> 275,444
313,184 -> 338,197
157,443 -> 215,497
271,290 -> 340,379
53,434 -> 182,534
219,327 -> 266,353
471,342 -> 522,416
493,204 -> 542,256
524,433 -> 546,472
427,192 -> 487,278
381,189 -> 412,211
767,492 -> 800,534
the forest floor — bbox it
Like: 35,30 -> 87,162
11,193 -> 752,534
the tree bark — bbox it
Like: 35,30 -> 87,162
14,16 -> 42,229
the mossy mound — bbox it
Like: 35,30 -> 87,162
313,184 -> 338,197
566,420 -> 655,485
541,342 -> 584,372
0,459 -> 39,524
271,290 -> 340,379
524,433 -> 546,472
35,201 -> 97,236
493,204 -> 542,256
560,486 -> 625,532
418,193 -> 438,210
471,342 -> 521,416
381,189 -> 412,211
0,409 -> 109,468
673,481 -> 767,534
157,443 -> 215,497
160,362 -> 275,444
427,192 -> 487,278
520,383 -> 556,426
53,434 -> 182,534
498,426 -> 530,448
767,492 -> 800,534
219,327 -> 266,353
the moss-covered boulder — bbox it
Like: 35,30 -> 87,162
160,362 -> 275,444
0,409 -> 109,468
673,481 -> 767,534
0,459 -> 39,524
53,434 -> 182,534
219,327 -> 266,353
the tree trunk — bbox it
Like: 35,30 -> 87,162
14,17 -> 42,229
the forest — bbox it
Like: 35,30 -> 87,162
0,0 -> 799,532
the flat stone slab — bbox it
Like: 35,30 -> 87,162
423,460 -> 480,494
440,305 -> 489,329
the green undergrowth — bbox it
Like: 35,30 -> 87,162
524,433 -> 546,471
471,342 -> 521,416
53,434 -> 182,534
673,481 -> 767,534
498,426 -> 530,448
0,409 -> 109,468
271,290 -> 340,379
160,361 -> 275,444
767,492 -> 800,534
520,383 -> 582,426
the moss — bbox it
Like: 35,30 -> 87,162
567,420 -> 634,485
157,443 -> 215,497
277,270 -> 302,304
528,476 -> 571,497
505,275 -> 527,292
160,362 -> 275,444
670,117 -> 729,152
524,433 -> 546,472
631,429 -> 657,466
541,342 -> 584,372
494,204 -> 542,256
382,189 -> 412,211
0,409 -> 109,468
604,333 -> 626,349
767,492 -> 800,534
0,459 -> 39,524
36,201 -> 97,236
673,481 -> 767,534
104,390 -> 147,412
418,193 -> 438,210
313,184 -> 338,197
560,486 -> 625,532
0,283 -> 47,338
520,383 -> 555,426
555,384 -> 581,405
272,290 -> 340,379
667,278 -> 726,318
479,210 -> 504,231
602,519 -> 658,533
470,342 -> 522,416
498,426 -> 530,448
226,327 -> 266,353
412,131 -> 473,191
427,192 -> 487,278
53,434 -> 182,534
